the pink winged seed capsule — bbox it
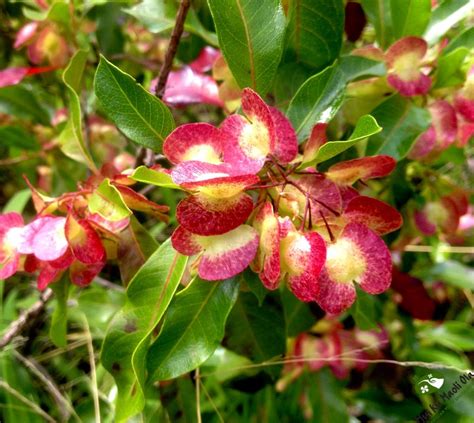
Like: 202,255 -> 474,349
386,36 -> 432,97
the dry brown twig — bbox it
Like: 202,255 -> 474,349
0,289 -> 53,350
135,0 -> 191,168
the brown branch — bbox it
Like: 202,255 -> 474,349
0,289 -> 53,350
135,0 -> 191,168
154,0 -> 191,98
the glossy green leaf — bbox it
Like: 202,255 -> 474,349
147,277 -> 240,381
0,85 -> 50,125
58,50 -> 97,171
208,0 -> 285,95
442,27 -> 474,55
424,0 -> 472,45
287,62 -> 346,142
94,55 -> 175,151
339,55 -> 386,82
127,0 -> 218,46
225,292 -> 285,378
131,166 -> 181,190
434,47 -> 470,89
88,178 -> 132,222
302,114 -> 382,168
0,126 -> 39,151
49,276 -> 70,348
101,239 -> 187,422
273,63 -> 312,109
390,0 -> 431,38
285,0 -> 344,70
419,321 -> 474,351
366,95 -> 431,160
281,287 -> 315,338
361,0 -> 393,48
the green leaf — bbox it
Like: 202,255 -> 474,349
357,389 -> 423,422
285,0 -> 344,71
281,287 -> 315,338
225,292 -> 285,378
23,2 -> 70,26
95,3 -> 126,56
419,321 -> 474,351
3,189 -> 31,214
305,368 -> 349,422
58,50 -> 97,171
208,0 -> 285,95
49,276 -> 70,348
412,347 -> 470,370
390,0 -> 431,38
0,85 -> 50,125
101,239 -> 187,422
442,27 -> 474,55
424,0 -> 472,45
158,376 -> 197,422
241,268 -> 267,306
366,94 -> 431,160
147,277 -> 240,381
117,217 -> 159,285
339,55 -> 386,82
414,260 -> 474,290
434,47 -> 470,89
302,114 -> 382,168
0,126 -> 39,151
360,0 -> 393,48
131,166 -> 181,189
287,62 -> 346,142
88,178 -> 132,222
94,55 -> 175,151
126,0 -> 218,46
349,288 -> 380,330
273,63 -> 312,108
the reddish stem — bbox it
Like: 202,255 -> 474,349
319,211 -> 335,242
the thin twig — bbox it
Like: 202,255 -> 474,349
154,0 -> 191,98
13,351 -> 79,422
198,341 -> 469,379
83,316 -> 101,423
403,245 -> 474,254
0,289 -> 53,350
195,368 -> 202,423
199,379 -> 225,423
135,0 -> 191,168
94,276 -> 125,292
0,380 -> 56,423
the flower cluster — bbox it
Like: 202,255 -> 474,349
0,166 -> 168,290
414,189 -> 469,237
279,320 -> 388,386
14,20 -> 68,68
165,88 -> 402,314
353,37 -> 474,157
